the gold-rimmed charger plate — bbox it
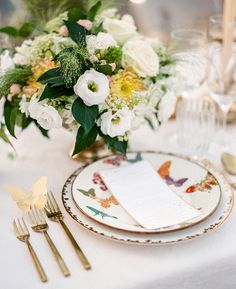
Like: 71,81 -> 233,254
70,152 -> 222,233
62,153 -> 234,245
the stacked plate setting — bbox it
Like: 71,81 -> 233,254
62,152 -> 234,245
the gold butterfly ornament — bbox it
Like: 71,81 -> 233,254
4,176 -> 47,212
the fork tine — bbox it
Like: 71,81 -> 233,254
50,192 -> 60,212
17,218 -> 24,235
38,209 -> 46,223
34,206 -> 43,224
28,210 -> 35,225
31,207 -> 39,224
13,219 -> 20,236
22,218 -> 29,234
47,193 -> 56,213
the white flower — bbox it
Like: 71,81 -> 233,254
0,50 -> 15,76
19,95 -> 30,117
73,69 -> 110,106
13,40 -> 32,66
122,39 -> 159,77
158,90 -> 177,123
100,8 -> 118,19
86,32 -> 117,54
100,108 -> 134,137
0,97 -> 5,122
103,14 -> 137,44
28,97 -> 62,130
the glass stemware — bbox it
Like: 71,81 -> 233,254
207,44 -> 236,135
169,29 -> 208,98
176,97 -> 216,158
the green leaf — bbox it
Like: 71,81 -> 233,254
68,8 -> 86,21
73,126 -> 98,156
0,26 -> 18,37
64,20 -> 86,46
3,100 -> 19,138
96,64 -> 112,75
100,132 -> 128,155
19,22 -> 35,37
33,120 -> 49,138
87,1 -> 102,21
38,68 -> 65,86
72,97 -> 99,133
0,124 -> 16,151
39,84 -> 73,101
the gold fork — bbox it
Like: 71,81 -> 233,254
28,206 -> 70,277
45,192 -> 91,270
13,218 -> 48,282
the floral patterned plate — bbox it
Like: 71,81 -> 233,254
62,153 -> 234,245
70,152 -> 222,233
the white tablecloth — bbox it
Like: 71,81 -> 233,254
1,121 -> 236,289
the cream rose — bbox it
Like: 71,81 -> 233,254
100,108 -> 133,137
0,50 -> 15,76
28,97 -> 62,130
122,39 -> 159,77
103,14 -> 136,44
73,69 -> 110,106
86,32 -> 117,54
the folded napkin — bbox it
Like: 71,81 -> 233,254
99,160 -> 202,230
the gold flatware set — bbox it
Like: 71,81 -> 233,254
13,192 -> 91,283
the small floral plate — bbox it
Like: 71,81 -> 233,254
70,152 -> 222,233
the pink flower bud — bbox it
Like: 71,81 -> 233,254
10,84 -> 21,95
78,19 -> 93,31
58,25 -> 69,37
101,59 -> 107,65
89,55 -> 98,63
111,63 -> 116,71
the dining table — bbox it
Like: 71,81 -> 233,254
1,119 -> 236,289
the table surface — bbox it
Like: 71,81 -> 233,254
1,121 -> 236,289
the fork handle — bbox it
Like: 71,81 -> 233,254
26,241 -> 48,282
43,231 -> 70,277
59,219 -> 91,270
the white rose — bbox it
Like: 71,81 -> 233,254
103,15 -> 136,44
28,97 -> 62,130
100,108 -> 133,137
0,98 -> 5,122
86,32 -> 117,54
73,69 -> 110,106
158,90 -> 177,123
0,50 -> 15,76
13,40 -> 32,66
122,39 -> 159,77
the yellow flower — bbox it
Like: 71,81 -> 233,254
22,51 -> 58,98
108,67 -> 145,109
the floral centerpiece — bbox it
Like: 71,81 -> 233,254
0,1 -> 177,155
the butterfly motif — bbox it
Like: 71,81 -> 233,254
186,172 -> 217,193
158,161 -> 188,187
4,176 -> 47,212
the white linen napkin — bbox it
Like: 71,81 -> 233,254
99,160 -> 202,230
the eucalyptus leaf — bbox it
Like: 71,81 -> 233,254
73,125 -> 98,156
72,97 -> 99,133
87,1 -> 102,21
38,68 -> 65,86
64,20 -> 86,46
0,26 -> 18,37
39,84 -> 73,101
19,22 -> 35,37
3,101 -> 19,138
68,8 -> 86,21
100,132 -> 128,154
96,64 -> 112,75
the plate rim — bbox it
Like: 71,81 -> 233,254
62,151 -> 234,245
71,151 -> 222,234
